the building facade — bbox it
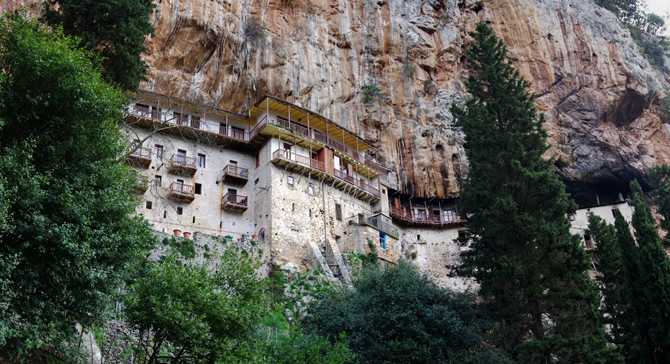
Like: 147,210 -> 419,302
126,90 -> 632,289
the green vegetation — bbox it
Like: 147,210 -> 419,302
596,0 -> 669,71
361,84 -> 382,104
42,0 -> 155,90
245,18 -> 267,45
451,23 -> 620,363
0,14 -> 155,355
588,178 -> 670,362
307,261 -> 512,364
423,78 -> 436,95
124,248 -> 267,363
162,236 -> 197,259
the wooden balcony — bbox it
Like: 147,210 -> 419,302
169,182 -> 195,202
168,154 -> 197,177
126,147 -> 152,168
222,165 -> 249,185
389,205 -> 465,228
271,149 -> 380,203
222,193 -> 248,212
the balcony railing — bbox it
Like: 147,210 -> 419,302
170,154 -> 196,168
389,205 -> 464,225
222,193 -> 248,211
130,147 -> 152,159
273,149 -> 326,172
365,215 -> 399,238
222,165 -> 249,185
169,182 -> 195,202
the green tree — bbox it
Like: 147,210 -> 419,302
124,246 -> 268,364
306,261 -> 513,364
649,164 -> 670,245
0,15 -> 154,353
588,214 -> 627,347
264,331 -> 352,364
450,22 -> 621,363
42,0 -> 155,90
622,180 -> 670,363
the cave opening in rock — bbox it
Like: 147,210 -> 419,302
606,88 -> 646,128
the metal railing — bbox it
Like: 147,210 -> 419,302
389,205 -> 464,225
170,154 -> 196,168
170,182 -> 195,196
129,147 -> 152,159
333,169 -> 380,196
273,149 -> 325,172
223,165 -> 249,179
129,102 -> 387,172
222,193 -> 248,206
366,215 -> 399,237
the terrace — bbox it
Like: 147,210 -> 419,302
271,148 -> 380,203
222,193 -> 248,212
169,182 -> 195,203
389,204 -> 465,228
222,164 -> 249,185
168,154 -> 197,177
126,147 -> 152,168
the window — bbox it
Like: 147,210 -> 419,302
197,154 -> 206,168
230,160 -> 237,166
335,203 -> 342,221
192,216 -> 196,223
177,149 -> 186,164
177,207 -> 183,215
612,208 -> 619,218
358,213 -> 365,224
155,144 -> 163,158
309,209 -> 312,218
287,176 -> 294,187
231,126 -> 245,139
255,151 -> 260,168
255,178 -> 259,185
380,231 -> 387,250
259,229 -> 266,242
417,234 -> 421,241
308,183 -> 314,195
228,188 -> 237,196
568,214 -> 576,221
145,201 -> 152,209
195,183 -> 202,195
292,203 -> 295,211
163,211 -> 167,218
154,175 -> 162,187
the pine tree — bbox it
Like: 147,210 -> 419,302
588,214 -> 626,346
623,180 -> 670,363
649,164 -> 670,246
42,0 -> 155,91
451,22 -> 621,363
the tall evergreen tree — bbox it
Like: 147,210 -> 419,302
451,22 -> 621,363
588,214 -> 626,346
42,0 -> 155,91
649,164 -> 670,246
623,180 -> 670,363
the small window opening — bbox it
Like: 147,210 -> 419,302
358,213 -> 365,224
192,216 -> 196,223
177,207 -> 183,215
163,210 -> 167,218
195,183 -> 202,195
220,221 -> 223,229
335,203 -> 342,221
308,183 -> 314,195
146,201 -> 152,209
155,144 -> 163,158
155,175 -> 162,187
380,231 -> 387,250
288,176 -> 294,187
612,208 -> 619,218
417,234 -> 421,241
292,203 -> 295,211
197,154 -> 206,168
255,178 -> 260,185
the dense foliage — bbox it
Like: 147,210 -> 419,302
451,22 -> 621,363
589,178 -> 670,363
0,15 -> 154,353
596,0 -> 669,71
307,261 -> 512,364
42,0 -> 155,90
124,247 -> 268,363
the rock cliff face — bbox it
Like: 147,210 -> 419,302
3,0 -> 669,201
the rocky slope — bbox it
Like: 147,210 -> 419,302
3,0 -> 669,201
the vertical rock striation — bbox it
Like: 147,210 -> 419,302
3,0 -> 669,199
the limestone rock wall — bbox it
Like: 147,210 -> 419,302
3,0 -> 670,198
